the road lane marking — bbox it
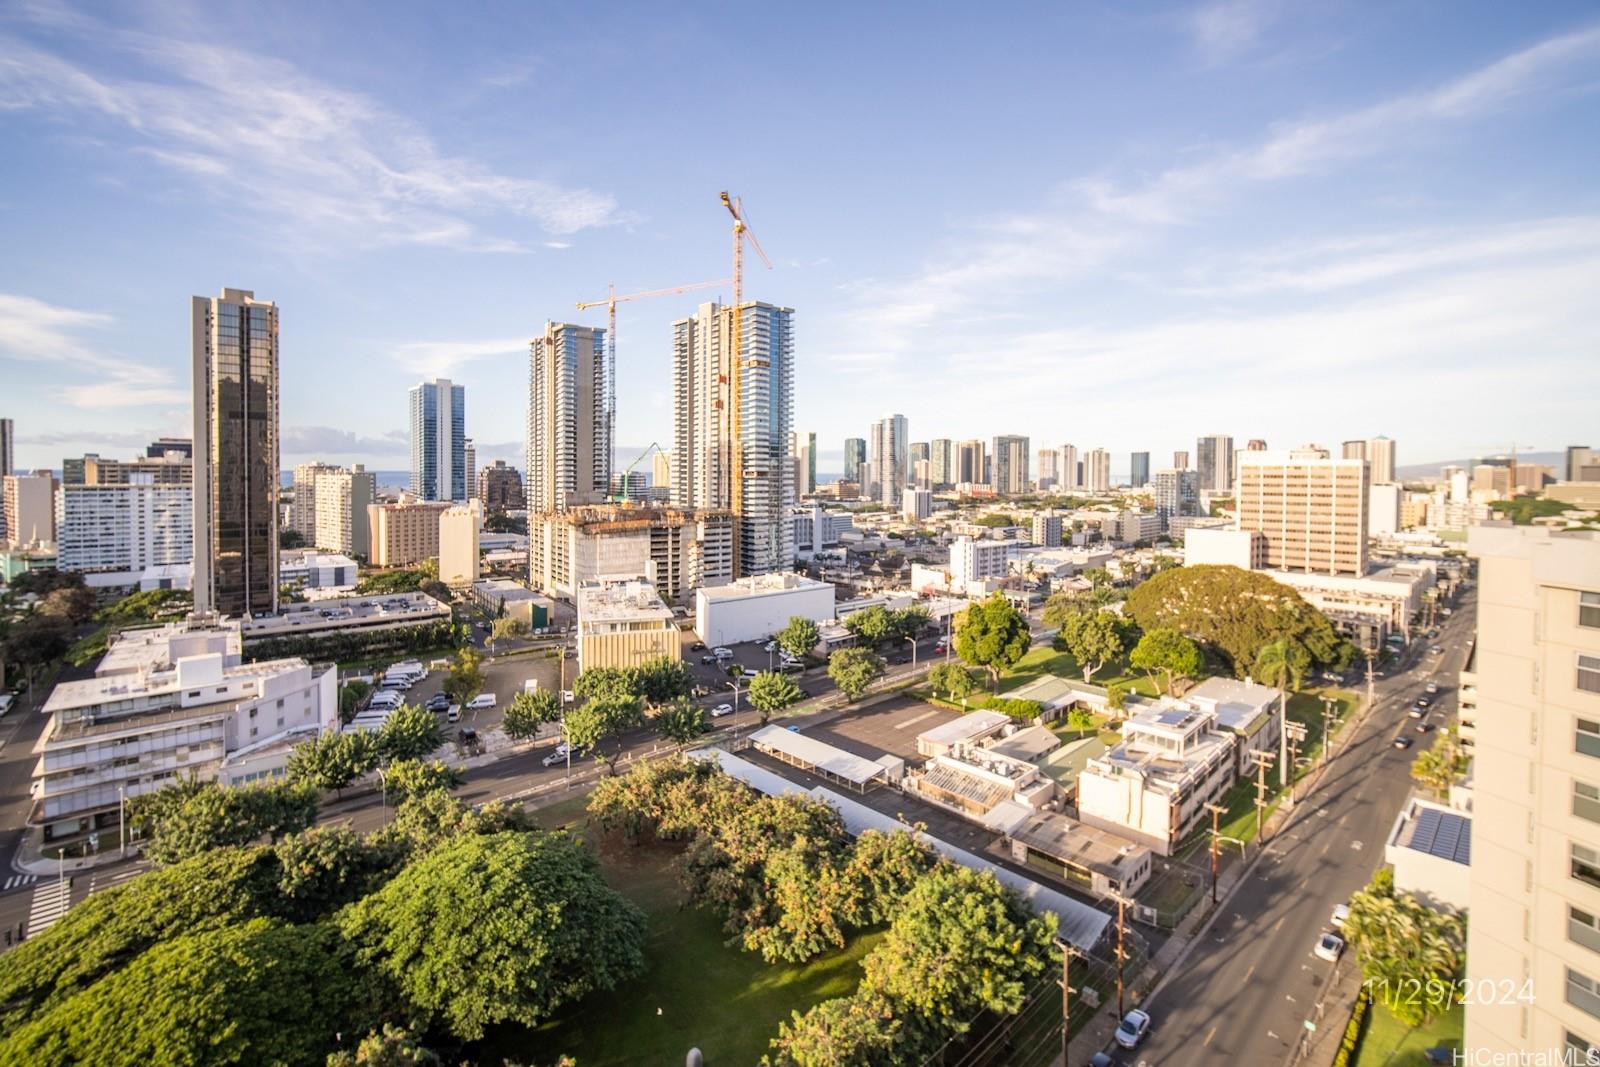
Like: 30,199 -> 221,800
26,880 -> 71,936
892,710 -> 941,731
1274,916 -> 1285,933
1204,1026 -> 1217,1047
1245,964 -> 1256,982
2,875 -> 38,891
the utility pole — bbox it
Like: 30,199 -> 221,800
1284,721 -> 1307,805
1321,698 -> 1336,766
1204,802 -> 1227,904
1251,750 -> 1276,848
1364,643 -> 1376,711
1058,939 -> 1076,1066
1114,894 -> 1129,1018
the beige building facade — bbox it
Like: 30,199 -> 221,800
313,466 -> 376,558
529,505 -> 734,604
1237,446 -> 1370,576
1465,526 -> 1600,1060
438,501 -> 482,587
575,580 -> 680,674
366,500 -> 449,568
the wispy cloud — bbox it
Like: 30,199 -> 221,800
281,426 -> 409,457
0,293 -> 188,408
1185,0 -> 1280,66
390,336 -> 528,378
0,11 -> 624,252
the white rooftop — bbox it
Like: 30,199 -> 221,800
577,581 -> 676,625
1185,676 -> 1281,732
698,572 -> 832,600
917,710 -> 1011,748
749,725 -> 888,785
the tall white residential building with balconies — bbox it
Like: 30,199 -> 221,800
56,478 -> 193,579
671,301 -> 794,576
1465,526 -> 1600,1060
871,414 -> 909,510
313,465 -> 376,558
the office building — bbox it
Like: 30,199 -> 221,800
1367,436 -> 1396,484
0,417 -> 11,480
463,438 -> 476,499
1342,440 -> 1367,462
903,487 -> 933,522
1568,446 -> 1598,483
610,471 -> 647,501
671,301 -> 795,576
575,580 -> 680,674
1370,482 -> 1403,537
191,288 -> 279,618
408,377 -> 467,503
1196,434 -> 1235,494
56,480 -> 193,580
1130,451 -> 1150,489
1032,513 -> 1063,548
529,505 -> 734,603
930,438 -> 954,489
910,441 -> 930,466
1173,450 -> 1190,470
1083,448 -> 1111,493
313,465 -> 377,558
991,435 -> 1029,495
63,450 -> 192,488
3,472 -> 56,544
1153,468 -> 1199,528
290,462 -> 341,541
958,439 -> 987,487
438,501 -> 482,588
1236,446 -> 1369,576
871,414 -> 909,509
33,619 -> 335,844
366,500 -> 450,567
843,438 -> 866,484
477,459 -> 524,513
791,430 -> 816,499
696,572 -> 835,648
1463,527 -> 1600,1059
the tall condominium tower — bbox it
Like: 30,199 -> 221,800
1036,448 -> 1061,490
991,435 -> 1030,494
1463,526 -> 1600,1058
929,438 -> 954,489
1196,434 -> 1235,494
957,440 -> 986,486
527,323 -> 610,514
1130,451 -> 1151,488
191,288 -> 279,617
1174,450 -> 1190,470
1153,469 -> 1198,527
1083,448 -> 1111,493
0,417 -> 11,478
291,462 -> 341,541
791,431 -> 816,499
409,378 -> 467,502
1341,440 -> 1367,461
1058,444 -> 1080,491
464,438 -> 477,497
870,414 -> 908,509
1236,446 -> 1369,576
1367,435 -> 1396,483
671,301 -> 794,576
843,438 -> 866,484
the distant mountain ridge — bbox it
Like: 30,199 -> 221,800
1395,450 -> 1566,480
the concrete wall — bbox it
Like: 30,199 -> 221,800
695,583 -> 835,647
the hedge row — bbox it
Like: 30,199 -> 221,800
1331,987 -> 1372,1067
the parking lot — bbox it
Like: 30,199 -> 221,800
805,693 -> 959,762
357,652 -> 566,738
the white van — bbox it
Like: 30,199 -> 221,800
467,693 -> 497,710
446,705 -> 461,723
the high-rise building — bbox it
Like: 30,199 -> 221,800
902,488 -> 932,522
1037,448 -> 1061,490
290,462 -> 341,541
530,505 -> 734,602
1366,436 -> 1396,484
1083,448 -> 1111,493
929,438 -> 955,489
871,414 -> 909,509
1153,469 -> 1199,528
911,458 -> 932,490
1173,450 -> 1190,470
1568,446 -> 1597,483
652,450 -> 673,491
366,500 -> 449,567
1196,434 -> 1235,494
671,301 -> 795,576
145,437 -> 192,459
191,288 -> 279,617
1032,513 -> 1063,548
843,438 -> 866,484
1463,526 -> 1600,1058
991,435 -> 1030,495
1059,444 -> 1080,491
791,431 -> 816,499
63,450 -> 192,488
1130,451 -> 1151,488
439,501 -> 482,587
910,441 -> 930,465
1236,446 -> 1369,576
957,440 -> 986,487
57,480 -> 193,576
528,322 -> 610,593
313,465 -> 377,558
1341,440 -> 1367,461
463,438 -> 477,499
0,417 -> 12,480
4,472 -> 56,544
477,460 -> 524,513
409,377 -> 467,503
1246,440 -> 1267,452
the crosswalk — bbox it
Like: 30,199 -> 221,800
26,880 -> 71,936
1,874 -> 38,892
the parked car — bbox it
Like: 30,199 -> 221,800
542,743 -> 570,767
1331,903 -> 1350,929
710,703 -> 734,718
1114,1008 -> 1152,1049
446,705 -> 461,723
1393,735 -> 1413,750
713,647 -> 734,659
425,694 -> 450,712
467,693 -> 496,710
690,642 -> 706,651
1416,722 -> 1434,733
1430,645 -> 1444,655
764,640 -> 779,652
1424,682 -> 1439,694
561,691 -> 574,703
1407,706 -> 1426,719
1314,931 -> 1345,962
1415,696 -> 1431,709
1088,1054 -> 1115,1067
701,655 -> 717,665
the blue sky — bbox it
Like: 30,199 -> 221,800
2,0 -> 1597,477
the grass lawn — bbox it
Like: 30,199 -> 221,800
1354,999 -> 1463,1067
519,832 -> 882,1067
996,646 -> 1161,698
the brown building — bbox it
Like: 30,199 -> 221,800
1236,446 -> 1369,576
529,505 -> 734,603
477,460 -> 524,513
367,500 -> 450,568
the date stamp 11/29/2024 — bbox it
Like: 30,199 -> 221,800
1362,976 -> 1535,1014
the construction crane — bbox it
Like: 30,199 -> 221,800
576,279 -> 731,488
610,442 -> 664,505
718,191 -> 773,535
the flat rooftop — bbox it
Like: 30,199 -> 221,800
749,724 -> 888,786
697,572 -> 832,600
1009,810 -> 1153,880
472,579 -> 548,603
917,710 -> 1010,748
241,592 -> 448,637
577,582 -> 676,624
986,725 -> 1061,763
1393,800 -> 1471,867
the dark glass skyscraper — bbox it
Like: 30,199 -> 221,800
191,289 -> 278,617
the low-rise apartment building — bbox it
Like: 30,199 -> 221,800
695,572 -> 836,648
367,500 -> 450,567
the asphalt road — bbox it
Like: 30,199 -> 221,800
1108,586 -> 1478,1067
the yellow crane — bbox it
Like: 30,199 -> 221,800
575,279 -> 731,479
718,191 -> 772,529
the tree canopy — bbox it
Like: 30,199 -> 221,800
1342,867 -> 1465,1026
748,670 -> 803,723
777,616 -> 821,659
440,648 -> 485,707
1129,627 -> 1203,695
504,687 -> 561,740
288,728 -> 379,795
565,695 -> 646,773
377,703 -> 444,762
1124,564 -> 1348,677
953,593 -> 1031,689
828,647 -> 885,701
653,698 -> 708,745
926,662 -> 975,701
128,779 -> 319,866
1053,610 -> 1125,684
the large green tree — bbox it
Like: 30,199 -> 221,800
1129,627 -> 1204,695
926,662 -> 976,701
0,919 -> 350,1067
828,647 -> 885,701
273,825 -> 399,918
440,648 -> 485,706
384,758 -> 464,803
1342,868 -> 1465,1026
953,593 -> 1032,690
766,993 -> 903,1067
631,655 -> 692,706
378,703 -> 444,762
777,616 -> 821,660
129,780 -> 319,866
572,666 -> 636,705
748,669 -> 803,724
653,698 -> 709,745
1053,610 -> 1125,685
338,831 -> 646,1041
565,695 -> 646,774
503,687 -> 561,740
843,606 -> 893,646
288,728 -> 380,796
1253,637 -> 1312,693
1125,564 -> 1348,677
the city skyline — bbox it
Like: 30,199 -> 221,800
2,4 -> 1597,472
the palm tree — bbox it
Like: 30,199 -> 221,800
1253,638 -> 1309,692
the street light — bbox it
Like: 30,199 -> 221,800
118,783 -> 127,857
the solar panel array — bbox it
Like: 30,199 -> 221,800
1408,806 -> 1471,865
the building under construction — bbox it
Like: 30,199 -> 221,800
528,504 -> 734,604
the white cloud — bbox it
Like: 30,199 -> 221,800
1186,0 -> 1280,65
390,336 -> 529,378
0,14 -> 624,251
281,426 -> 409,457
0,292 -> 188,408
